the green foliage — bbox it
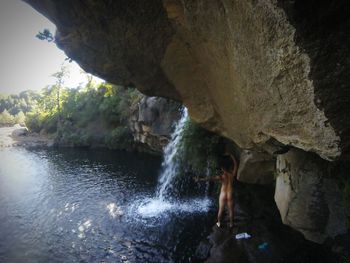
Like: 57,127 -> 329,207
0,90 -> 40,115
22,75 -> 142,149
40,85 -> 61,114
177,119 -> 222,175
0,109 -> 15,126
25,111 -> 43,132
3,65 -> 142,150
14,111 -> 26,126
0,108 -> 25,126
99,84 -> 142,125
105,127 -> 134,149
60,130 -> 92,147
42,114 -> 59,134
0,109 -> 25,126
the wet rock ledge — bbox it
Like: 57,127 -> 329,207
196,182 -> 350,263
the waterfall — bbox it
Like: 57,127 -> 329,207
156,107 -> 188,200
135,107 -> 211,218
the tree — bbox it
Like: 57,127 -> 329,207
14,111 -> 26,125
51,65 -> 69,137
0,109 -> 14,126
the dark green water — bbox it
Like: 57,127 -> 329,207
0,147 -> 215,263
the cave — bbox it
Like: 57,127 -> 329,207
23,0 -> 350,245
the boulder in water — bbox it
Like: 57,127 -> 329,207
11,127 -> 28,137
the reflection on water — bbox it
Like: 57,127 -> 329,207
107,203 -> 123,218
0,148 -> 215,263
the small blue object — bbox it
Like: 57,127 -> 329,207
258,242 -> 268,251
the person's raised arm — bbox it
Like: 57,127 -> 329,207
230,154 -> 238,177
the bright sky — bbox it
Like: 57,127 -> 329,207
0,0 -> 103,94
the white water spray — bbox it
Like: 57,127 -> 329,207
135,107 -> 211,218
157,107 -> 188,200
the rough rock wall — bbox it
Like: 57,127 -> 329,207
162,0 -> 342,161
237,150 -> 275,185
275,148 -> 349,243
279,0 -> 350,158
23,0 -> 349,160
130,96 -> 181,152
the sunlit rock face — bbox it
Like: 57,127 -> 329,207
23,0 -> 350,160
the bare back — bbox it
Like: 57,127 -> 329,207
220,171 -> 234,197
217,154 -> 238,227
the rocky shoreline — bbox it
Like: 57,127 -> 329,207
0,125 -> 54,149
0,125 -> 159,154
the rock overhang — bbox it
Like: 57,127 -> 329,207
23,0 -> 350,161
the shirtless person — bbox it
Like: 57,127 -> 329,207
194,154 -> 238,228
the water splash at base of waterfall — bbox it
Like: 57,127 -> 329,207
137,108 -> 212,218
136,198 -> 211,218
